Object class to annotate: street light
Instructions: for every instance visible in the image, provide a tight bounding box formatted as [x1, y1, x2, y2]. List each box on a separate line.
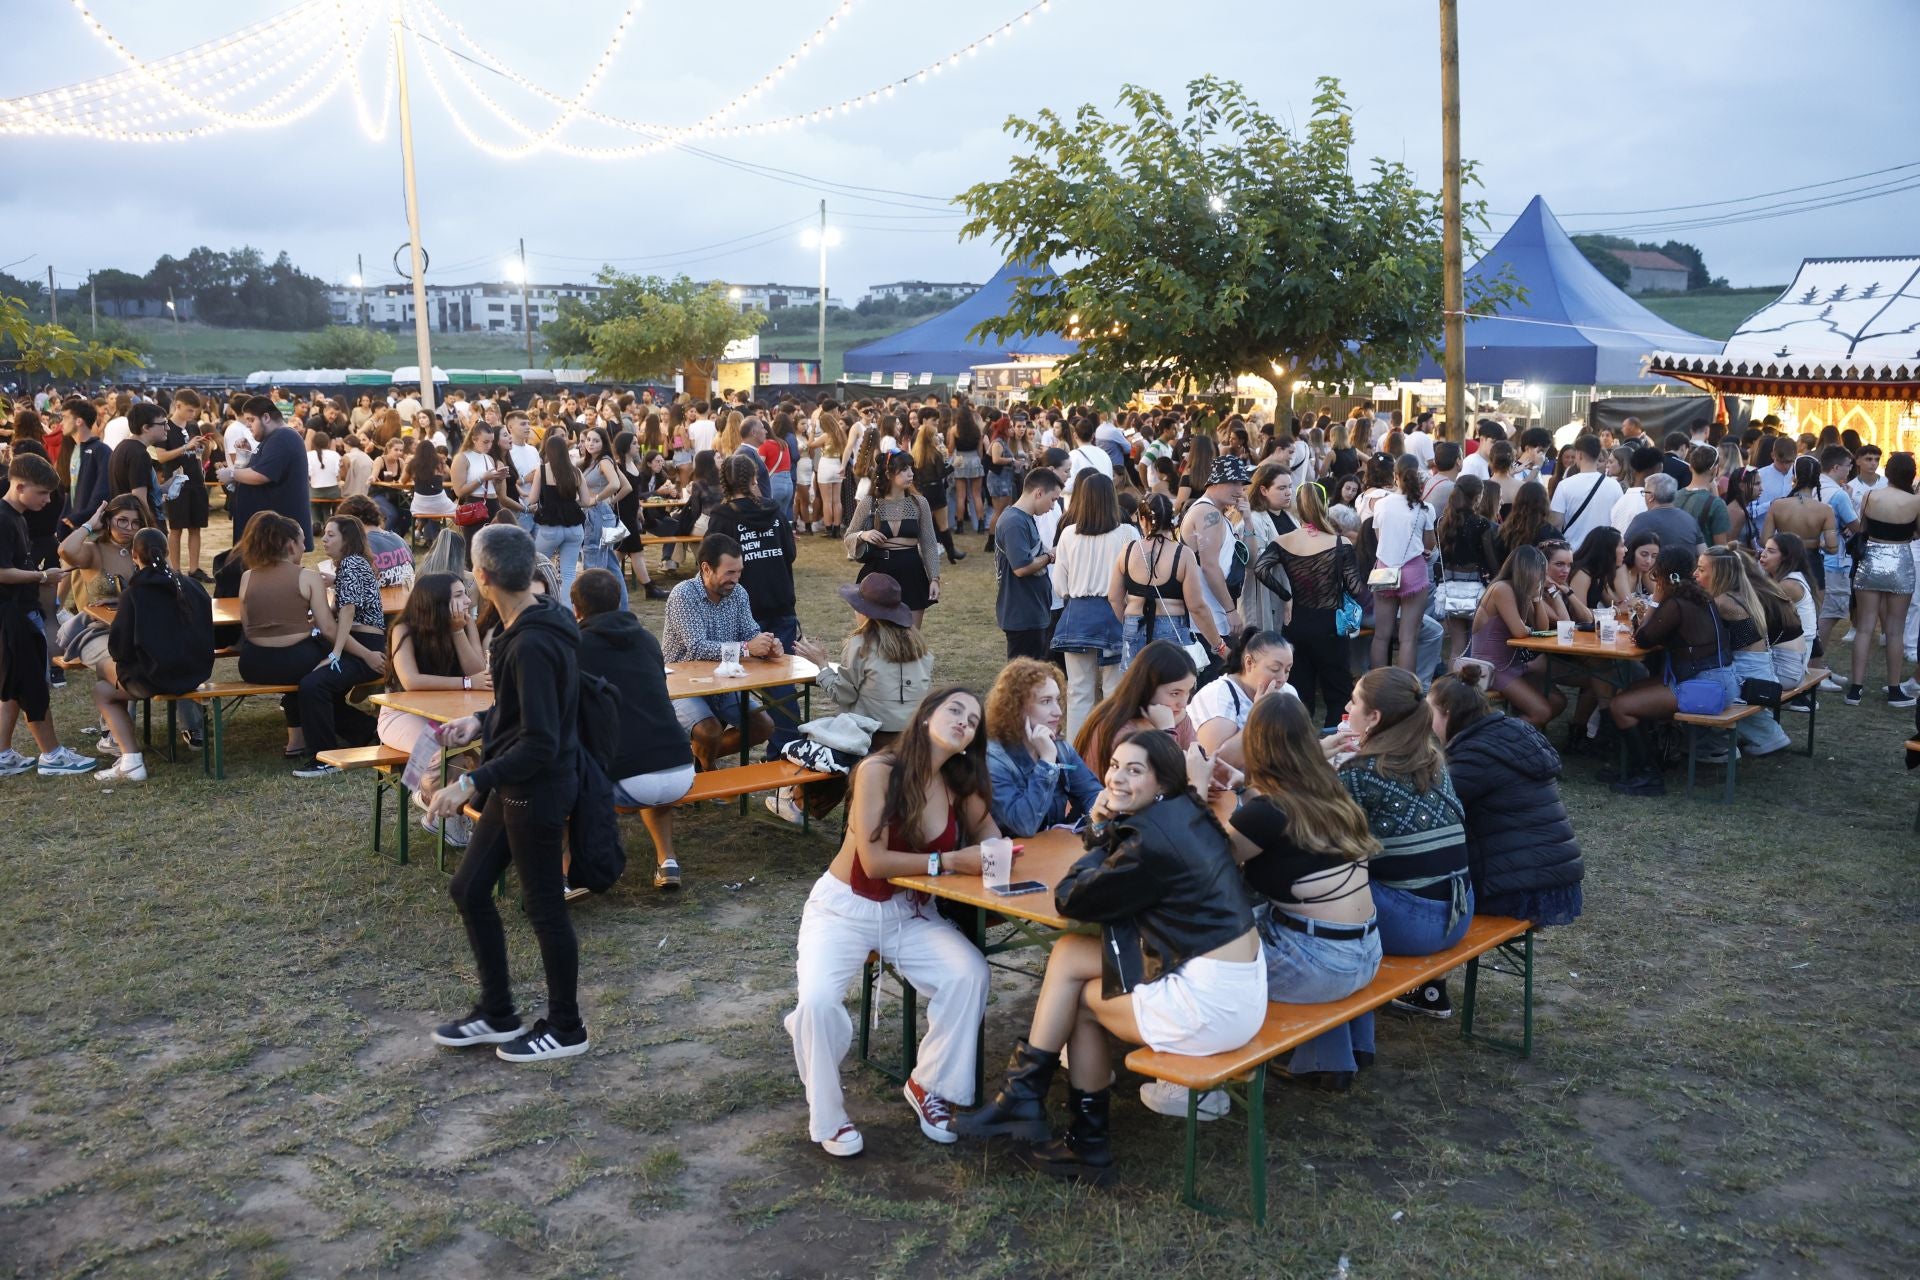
[348, 271, 365, 330]
[801, 202, 840, 373]
[504, 245, 532, 367]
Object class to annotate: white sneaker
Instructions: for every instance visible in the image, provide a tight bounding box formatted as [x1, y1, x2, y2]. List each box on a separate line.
[1139, 1080, 1230, 1122]
[1819, 673, 1845, 692]
[820, 1122, 864, 1158]
[1902, 678, 1920, 699]
[95, 734, 122, 757]
[0, 749, 33, 777]
[36, 747, 99, 776]
[97, 756, 148, 783]
[1841, 628, 1856, 644]
[764, 787, 805, 826]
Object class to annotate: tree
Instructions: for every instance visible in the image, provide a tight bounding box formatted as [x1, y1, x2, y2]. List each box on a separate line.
[1571, 237, 1632, 290]
[143, 246, 328, 329]
[956, 77, 1516, 409]
[544, 270, 764, 382]
[0, 294, 142, 378]
[294, 325, 397, 368]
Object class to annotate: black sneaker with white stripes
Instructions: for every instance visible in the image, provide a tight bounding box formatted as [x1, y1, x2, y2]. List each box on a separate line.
[431, 1011, 523, 1047]
[1389, 980, 1453, 1019]
[495, 1018, 589, 1063]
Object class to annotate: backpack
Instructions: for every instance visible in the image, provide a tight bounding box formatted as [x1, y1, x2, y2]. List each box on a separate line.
[565, 670, 627, 893]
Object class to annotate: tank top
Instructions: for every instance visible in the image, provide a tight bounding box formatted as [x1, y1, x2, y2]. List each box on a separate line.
[79, 539, 138, 607]
[1863, 491, 1917, 542]
[850, 804, 959, 902]
[459, 450, 495, 499]
[533, 466, 585, 527]
[412, 460, 444, 497]
[242, 561, 311, 641]
[1123, 538, 1186, 601]
[582, 460, 613, 503]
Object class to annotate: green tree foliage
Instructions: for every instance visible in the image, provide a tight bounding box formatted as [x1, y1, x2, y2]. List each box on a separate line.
[544, 271, 764, 381]
[144, 246, 329, 329]
[957, 76, 1516, 407]
[0, 294, 143, 377]
[293, 325, 397, 368]
[1572, 234, 1720, 291]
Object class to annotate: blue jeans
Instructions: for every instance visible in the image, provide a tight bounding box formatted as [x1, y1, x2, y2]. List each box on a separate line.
[1729, 648, 1792, 754]
[581, 505, 628, 608]
[763, 614, 801, 752]
[1257, 906, 1383, 1075]
[533, 522, 586, 601]
[1122, 613, 1194, 664]
[769, 471, 794, 523]
[1327, 876, 1474, 1067]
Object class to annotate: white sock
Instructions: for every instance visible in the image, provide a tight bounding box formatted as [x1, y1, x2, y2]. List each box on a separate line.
[121, 753, 144, 769]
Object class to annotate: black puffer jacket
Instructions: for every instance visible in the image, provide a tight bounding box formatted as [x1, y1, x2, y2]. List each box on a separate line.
[1058, 792, 1254, 999]
[1444, 713, 1582, 902]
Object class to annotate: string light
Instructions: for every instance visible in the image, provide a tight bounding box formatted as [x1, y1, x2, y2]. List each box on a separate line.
[336, 0, 394, 141]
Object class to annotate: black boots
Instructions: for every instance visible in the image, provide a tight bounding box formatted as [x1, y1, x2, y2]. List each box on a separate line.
[937, 529, 966, 562]
[1611, 724, 1664, 796]
[1018, 1086, 1114, 1184]
[954, 1039, 1058, 1140]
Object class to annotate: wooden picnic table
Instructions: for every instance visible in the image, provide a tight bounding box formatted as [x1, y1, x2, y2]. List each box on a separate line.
[1507, 631, 1654, 661]
[367, 688, 495, 724]
[641, 497, 687, 509]
[666, 654, 819, 776]
[87, 584, 407, 632]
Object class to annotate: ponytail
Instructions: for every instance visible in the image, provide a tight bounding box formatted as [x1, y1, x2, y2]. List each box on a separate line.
[131, 528, 181, 597]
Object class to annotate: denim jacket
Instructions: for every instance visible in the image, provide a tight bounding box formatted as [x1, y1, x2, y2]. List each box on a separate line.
[986, 737, 1101, 838]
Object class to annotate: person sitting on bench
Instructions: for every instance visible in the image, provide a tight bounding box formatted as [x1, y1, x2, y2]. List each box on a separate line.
[571, 568, 695, 893]
[957, 728, 1263, 1184]
[376, 571, 490, 844]
[983, 657, 1099, 837]
[660, 533, 778, 771]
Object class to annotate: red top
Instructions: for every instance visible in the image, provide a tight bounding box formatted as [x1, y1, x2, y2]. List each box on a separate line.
[758, 438, 791, 476]
[851, 806, 958, 902]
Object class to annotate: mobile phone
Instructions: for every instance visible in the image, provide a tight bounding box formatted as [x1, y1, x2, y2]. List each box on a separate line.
[989, 880, 1047, 897]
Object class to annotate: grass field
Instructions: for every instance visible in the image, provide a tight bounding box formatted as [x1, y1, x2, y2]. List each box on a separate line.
[2, 514, 1917, 1278]
[1637, 288, 1783, 341]
[125, 318, 919, 384]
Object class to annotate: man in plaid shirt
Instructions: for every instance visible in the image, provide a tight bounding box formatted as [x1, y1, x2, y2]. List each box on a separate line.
[662, 533, 781, 769]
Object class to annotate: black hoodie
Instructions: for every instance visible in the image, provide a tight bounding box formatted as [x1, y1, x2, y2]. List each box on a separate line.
[108, 566, 214, 697]
[576, 609, 692, 780]
[706, 496, 796, 623]
[1444, 713, 1582, 905]
[469, 596, 579, 816]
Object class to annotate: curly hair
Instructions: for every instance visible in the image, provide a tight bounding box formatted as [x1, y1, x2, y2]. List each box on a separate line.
[985, 658, 1061, 752]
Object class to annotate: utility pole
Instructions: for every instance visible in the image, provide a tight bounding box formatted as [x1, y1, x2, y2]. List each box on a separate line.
[518, 237, 533, 368]
[88, 271, 97, 336]
[815, 199, 828, 371]
[1439, 0, 1465, 444]
[357, 252, 368, 328]
[392, 9, 436, 411]
[47, 267, 57, 326]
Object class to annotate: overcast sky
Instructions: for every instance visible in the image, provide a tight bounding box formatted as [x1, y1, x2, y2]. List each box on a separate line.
[6, 0, 1918, 299]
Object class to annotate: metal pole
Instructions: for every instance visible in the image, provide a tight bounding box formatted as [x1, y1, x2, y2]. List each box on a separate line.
[89, 271, 97, 337]
[392, 10, 436, 412]
[168, 286, 181, 332]
[1439, 0, 1465, 444]
[357, 252, 367, 328]
[519, 237, 533, 368]
[48, 266, 57, 326]
[816, 199, 828, 372]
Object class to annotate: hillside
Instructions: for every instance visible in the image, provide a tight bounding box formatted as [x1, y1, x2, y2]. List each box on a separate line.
[1636, 286, 1782, 341]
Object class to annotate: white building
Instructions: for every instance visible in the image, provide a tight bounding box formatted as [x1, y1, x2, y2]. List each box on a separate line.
[326, 281, 608, 332]
[866, 280, 980, 301]
[717, 282, 845, 313]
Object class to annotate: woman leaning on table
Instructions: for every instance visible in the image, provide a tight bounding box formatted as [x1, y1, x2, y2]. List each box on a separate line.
[785, 687, 996, 1160]
[956, 728, 1263, 1183]
[376, 571, 492, 845]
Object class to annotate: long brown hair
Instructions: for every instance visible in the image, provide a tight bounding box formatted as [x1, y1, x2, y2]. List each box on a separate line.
[237, 511, 303, 570]
[870, 686, 989, 849]
[388, 572, 462, 691]
[986, 658, 1061, 752]
[1074, 639, 1196, 773]
[1497, 480, 1552, 553]
[1107, 727, 1233, 846]
[1344, 667, 1444, 790]
[1241, 694, 1379, 860]
[1429, 665, 1492, 742]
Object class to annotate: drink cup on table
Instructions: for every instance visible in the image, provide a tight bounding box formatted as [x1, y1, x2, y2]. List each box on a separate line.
[980, 837, 1013, 891]
[1555, 619, 1576, 644]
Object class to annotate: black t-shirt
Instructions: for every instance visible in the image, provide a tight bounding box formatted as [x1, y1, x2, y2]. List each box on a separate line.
[1230, 794, 1357, 905]
[232, 425, 312, 550]
[162, 421, 206, 487]
[110, 438, 157, 503]
[0, 502, 38, 616]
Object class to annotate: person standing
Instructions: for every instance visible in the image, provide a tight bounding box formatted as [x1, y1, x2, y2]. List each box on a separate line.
[156, 390, 211, 578]
[1547, 435, 1622, 553]
[995, 468, 1061, 661]
[1179, 456, 1253, 664]
[0, 453, 97, 776]
[61, 400, 113, 535]
[425, 524, 588, 1062]
[219, 396, 313, 551]
[109, 403, 170, 531]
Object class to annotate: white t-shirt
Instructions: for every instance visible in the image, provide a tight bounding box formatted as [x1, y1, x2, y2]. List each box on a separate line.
[223, 421, 255, 469]
[687, 418, 717, 454]
[1064, 443, 1113, 497]
[1404, 430, 1436, 466]
[1369, 492, 1434, 567]
[1187, 673, 1299, 735]
[308, 449, 342, 487]
[1550, 471, 1623, 549]
[1050, 523, 1140, 598]
[1848, 474, 1887, 504]
[1609, 487, 1648, 534]
[1034, 498, 1065, 609]
[102, 416, 130, 449]
[1461, 449, 1491, 480]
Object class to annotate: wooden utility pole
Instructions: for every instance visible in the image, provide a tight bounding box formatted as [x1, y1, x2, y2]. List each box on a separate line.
[392, 9, 435, 411]
[47, 266, 57, 326]
[518, 238, 533, 368]
[1439, 0, 1465, 442]
[89, 271, 97, 336]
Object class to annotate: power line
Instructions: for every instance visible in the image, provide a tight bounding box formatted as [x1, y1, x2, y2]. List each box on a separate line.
[1519, 159, 1920, 219]
[1585, 175, 1920, 238]
[526, 215, 816, 264]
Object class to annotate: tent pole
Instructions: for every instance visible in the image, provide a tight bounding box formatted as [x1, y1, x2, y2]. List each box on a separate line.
[1439, 0, 1465, 443]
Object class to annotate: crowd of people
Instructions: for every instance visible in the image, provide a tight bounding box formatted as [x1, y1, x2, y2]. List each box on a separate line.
[4, 379, 1912, 1173]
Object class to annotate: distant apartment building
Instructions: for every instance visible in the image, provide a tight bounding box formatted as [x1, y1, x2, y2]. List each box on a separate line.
[865, 280, 981, 302]
[326, 281, 608, 332]
[718, 282, 845, 313]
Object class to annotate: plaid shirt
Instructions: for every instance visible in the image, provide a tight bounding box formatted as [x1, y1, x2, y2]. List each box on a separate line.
[661, 578, 759, 662]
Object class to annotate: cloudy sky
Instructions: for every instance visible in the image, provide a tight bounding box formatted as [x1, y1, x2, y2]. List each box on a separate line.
[5, 0, 1917, 299]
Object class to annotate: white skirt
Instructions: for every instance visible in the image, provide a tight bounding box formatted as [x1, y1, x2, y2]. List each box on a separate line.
[1130, 954, 1268, 1056]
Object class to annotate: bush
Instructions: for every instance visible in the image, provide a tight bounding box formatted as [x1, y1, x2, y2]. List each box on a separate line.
[293, 325, 397, 368]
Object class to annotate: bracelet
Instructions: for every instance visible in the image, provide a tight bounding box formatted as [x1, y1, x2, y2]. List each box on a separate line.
[462, 676, 471, 690]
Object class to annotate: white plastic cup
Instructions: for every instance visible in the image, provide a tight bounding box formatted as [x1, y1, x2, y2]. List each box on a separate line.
[720, 641, 742, 667]
[1556, 620, 1575, 645]
[981, 836, 1013, 890]
[1598, 616, 1619, 644]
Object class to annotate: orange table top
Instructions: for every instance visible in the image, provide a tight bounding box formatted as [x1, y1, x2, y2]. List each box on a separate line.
[887, 827, 1084, 930]
[664, 654, 819, 700]
[1507, 631, 1653, 661]
[368, 689, 494, 723]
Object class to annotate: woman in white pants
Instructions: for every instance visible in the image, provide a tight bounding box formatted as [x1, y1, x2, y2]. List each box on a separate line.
[786, 686, 998, 1157]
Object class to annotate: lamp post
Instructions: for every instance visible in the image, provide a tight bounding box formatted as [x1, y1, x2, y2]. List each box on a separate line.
[348, 269, 365, 329]
[1439, 0, 1465, 445]
[504, 245, 532, 368]
[800, 201, 840, 374]
[391, 7, 435, 411]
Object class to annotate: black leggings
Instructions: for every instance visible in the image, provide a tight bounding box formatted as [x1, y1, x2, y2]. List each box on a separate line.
[1287, 606, 1354, 728]
[450, 790, 579, 1032]
[238, 636, 329, 728]
[297, 647, 380, 756]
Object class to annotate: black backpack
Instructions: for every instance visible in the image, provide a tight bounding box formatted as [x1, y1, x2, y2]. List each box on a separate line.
[565, 670, 627, 893]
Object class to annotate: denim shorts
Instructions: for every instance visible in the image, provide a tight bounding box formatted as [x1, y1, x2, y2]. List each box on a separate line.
[1256, 905, 1382, 1003]
[1123, 613, 1194, 663]
[674, 690, 762, 732]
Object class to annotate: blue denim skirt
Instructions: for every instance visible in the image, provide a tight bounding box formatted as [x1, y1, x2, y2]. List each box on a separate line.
[1051, 597, 1124, 665]
[1122, 613, 1194, 663]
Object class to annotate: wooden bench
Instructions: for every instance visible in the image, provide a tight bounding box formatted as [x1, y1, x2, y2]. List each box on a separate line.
[641, 534, 701, 574]
[156, 682, 299, 779]
[1124, 916, 1536, 1223]
[1672, 703, 1764, 803]
[616, 759, 837, 831]
[315, 745, 413, 864]
[410, 513, 452, 549]
[1766, 669, 1825, 758]
[1909, 739, 1920, 833]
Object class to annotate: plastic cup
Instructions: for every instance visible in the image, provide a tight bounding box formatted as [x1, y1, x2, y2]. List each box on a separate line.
[981, 837, 1013, 890]
[1598, 616, 1619, 644]
[1555, 620, 1575, 645]
[720, 641, 741, 668]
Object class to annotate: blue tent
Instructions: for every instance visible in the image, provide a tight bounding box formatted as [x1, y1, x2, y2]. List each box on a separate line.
[1409, 195, 1719, 386]
[843, 259, 1076, 377]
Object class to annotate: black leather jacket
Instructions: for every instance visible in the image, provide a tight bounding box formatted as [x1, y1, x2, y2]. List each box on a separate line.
[1056, 793, 1255, 998]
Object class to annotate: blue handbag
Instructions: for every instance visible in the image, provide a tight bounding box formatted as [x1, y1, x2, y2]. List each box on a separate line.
[1670, 604, 1729, 715]
[1333, 536, 1364, 637]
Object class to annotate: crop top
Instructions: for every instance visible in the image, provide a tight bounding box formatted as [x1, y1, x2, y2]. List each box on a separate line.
[1230, 795, 1365, 906]
[1864, 514, 1917, 542]
[1123, 539, 1186, 601]
[851, 804, 958, 902]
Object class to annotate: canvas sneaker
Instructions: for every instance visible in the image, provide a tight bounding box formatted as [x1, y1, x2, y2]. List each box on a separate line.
[820, 1122, 864, 1158]
[1391, 980, 1453, 1019]
[431, 1011, 524, 1048]
[764, 787, 805, 826]
[1844, 684, 1864, 706]
[1818, 673, 1845, 692]
[96, 756, 148, 784]
[903, 1079, 959, 1144]
[36, 747, 99, 776]
[0, 749, 35, 777]
[1139, 1080, 1230, 1122]
[1888, 685, 1917, 710]
[654, 860, 681, 891]
[495, 1018, 589, 1063]
[292, 760, 342, 779]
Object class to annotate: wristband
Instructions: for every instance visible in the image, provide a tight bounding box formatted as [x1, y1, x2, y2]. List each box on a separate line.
[926, 852, 942, 877]
[462, 676, 471, 690]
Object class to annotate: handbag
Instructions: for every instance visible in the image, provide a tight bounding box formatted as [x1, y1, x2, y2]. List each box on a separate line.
[1334, 592, 1364, 637]
[1670, 605, 1730, 715]
[1435, 572, 1486, 619]
[453, 500, 489, 527]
